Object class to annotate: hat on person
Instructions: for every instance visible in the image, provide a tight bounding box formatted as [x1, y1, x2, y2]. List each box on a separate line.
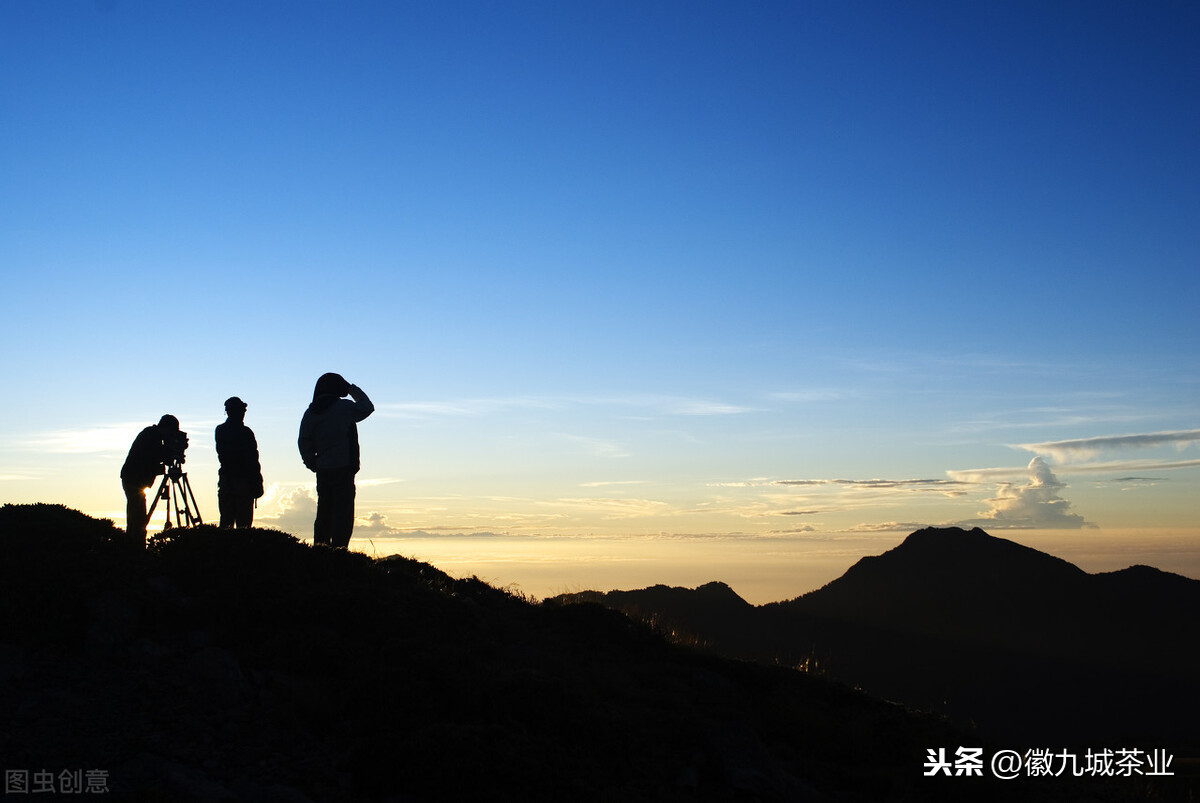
[224, 397, 248, 412]
[312, 372, 350, 401]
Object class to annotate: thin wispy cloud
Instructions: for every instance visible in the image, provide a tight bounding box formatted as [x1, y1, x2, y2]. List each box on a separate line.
[846, 521, 932, 533]
[946, 466, 1034, 483]
[559, 435, 630, 459]
[23, 423, 146, 454]
[766, 389, 850, 404]
[355, 477, 406, 488]
[666, 400, 754, 416]
[379, 397, 562, 419]
[1059, 459, 1200, 474]
[256, 487, 538, 539]
[540, 497, 676, 519]
[949, 458, 1200, 484]
[949, 408, 1150, 435]
[707, 478, 774, 488]
[379, 394, 753, 420]
[1014, 429, 1200, 463]
[23, 420, 221, 454]
[774, 478, 971, 495]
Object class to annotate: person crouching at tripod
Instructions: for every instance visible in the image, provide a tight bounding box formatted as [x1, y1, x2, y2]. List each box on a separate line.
[121, 414, 178, 546]
[215, 396, 264, 528]
[297, 373, 374, 548]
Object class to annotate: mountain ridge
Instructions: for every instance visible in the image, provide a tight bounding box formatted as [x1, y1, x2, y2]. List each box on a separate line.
[554, 526, 1200, 752]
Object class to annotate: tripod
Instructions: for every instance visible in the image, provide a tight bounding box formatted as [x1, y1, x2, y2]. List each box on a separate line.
[146, 462, 204, 529]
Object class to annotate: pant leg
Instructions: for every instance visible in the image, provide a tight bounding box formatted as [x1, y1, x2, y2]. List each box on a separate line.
[314, 469, 340, 546]
[218, 489, 235, 528]
[313, 478, 332, 546]
[219, 489, 255, 528]
[316, 467, 356, 548]
[123, 479, 148, 546]
[235, 494, 254, 529]
[331, 471, 357, 548]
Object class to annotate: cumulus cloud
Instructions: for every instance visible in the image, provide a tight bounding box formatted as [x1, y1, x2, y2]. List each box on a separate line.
[256, 485, 416, 540]
[354, 511, 403, 537]
[955, 456, 1088, 530]
[254, 484, 318, 537]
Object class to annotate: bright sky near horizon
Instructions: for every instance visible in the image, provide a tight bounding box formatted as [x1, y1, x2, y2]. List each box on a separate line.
[2, 1, 1198, 603]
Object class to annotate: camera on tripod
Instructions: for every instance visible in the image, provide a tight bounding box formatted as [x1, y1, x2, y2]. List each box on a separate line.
[163, 430, 189, 479]
[148, 426, 202, 528]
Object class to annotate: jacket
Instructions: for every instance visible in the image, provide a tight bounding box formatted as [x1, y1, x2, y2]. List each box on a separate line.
[121, 425, 166, 489]
[297, 389, 375, 472]
[215, 421, 264, 496]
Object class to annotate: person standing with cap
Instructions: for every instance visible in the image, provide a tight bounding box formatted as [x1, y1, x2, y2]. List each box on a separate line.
[215, 396, 264, 528]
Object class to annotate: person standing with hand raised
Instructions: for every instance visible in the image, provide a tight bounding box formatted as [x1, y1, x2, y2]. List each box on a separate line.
[297, 373, 374, 548]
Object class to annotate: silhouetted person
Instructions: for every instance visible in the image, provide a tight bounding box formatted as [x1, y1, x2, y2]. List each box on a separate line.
[121, 414, 178, 545]
[298, 373, 374, 548]
[215, 396, 264, 528]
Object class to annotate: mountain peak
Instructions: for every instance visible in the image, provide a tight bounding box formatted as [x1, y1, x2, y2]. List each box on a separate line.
[789, 526, 1089, 641]
[693, 580, 742, 599]
[887, 525, 1086, 581]
[900, 525, 990, 544]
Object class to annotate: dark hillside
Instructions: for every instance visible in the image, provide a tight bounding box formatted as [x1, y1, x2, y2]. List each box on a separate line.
[787, 527, 1090, 647]
[0, 504, 1098, 803]
[779, 527, 1200, 676]
[563, 581, 761, 648]
[554, 527, 1200, 768]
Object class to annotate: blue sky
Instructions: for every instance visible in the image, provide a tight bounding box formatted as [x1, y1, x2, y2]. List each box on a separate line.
[2, 1, 1198, 601]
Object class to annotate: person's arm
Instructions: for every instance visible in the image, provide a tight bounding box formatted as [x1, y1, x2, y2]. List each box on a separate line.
[347, 384, 375, 421]
[144, 427, 168, 476]
[249, 429, 262, 472]
[249, 428, 265, 497]
[214, 425, 228, 464]
[297, 413, 318, 471]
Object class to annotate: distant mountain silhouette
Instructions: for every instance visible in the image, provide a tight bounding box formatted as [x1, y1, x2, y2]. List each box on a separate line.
[557, 527, 1200, 753]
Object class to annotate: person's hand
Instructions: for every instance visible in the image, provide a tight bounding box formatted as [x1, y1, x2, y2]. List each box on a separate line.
[347, 384, 361, 397]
